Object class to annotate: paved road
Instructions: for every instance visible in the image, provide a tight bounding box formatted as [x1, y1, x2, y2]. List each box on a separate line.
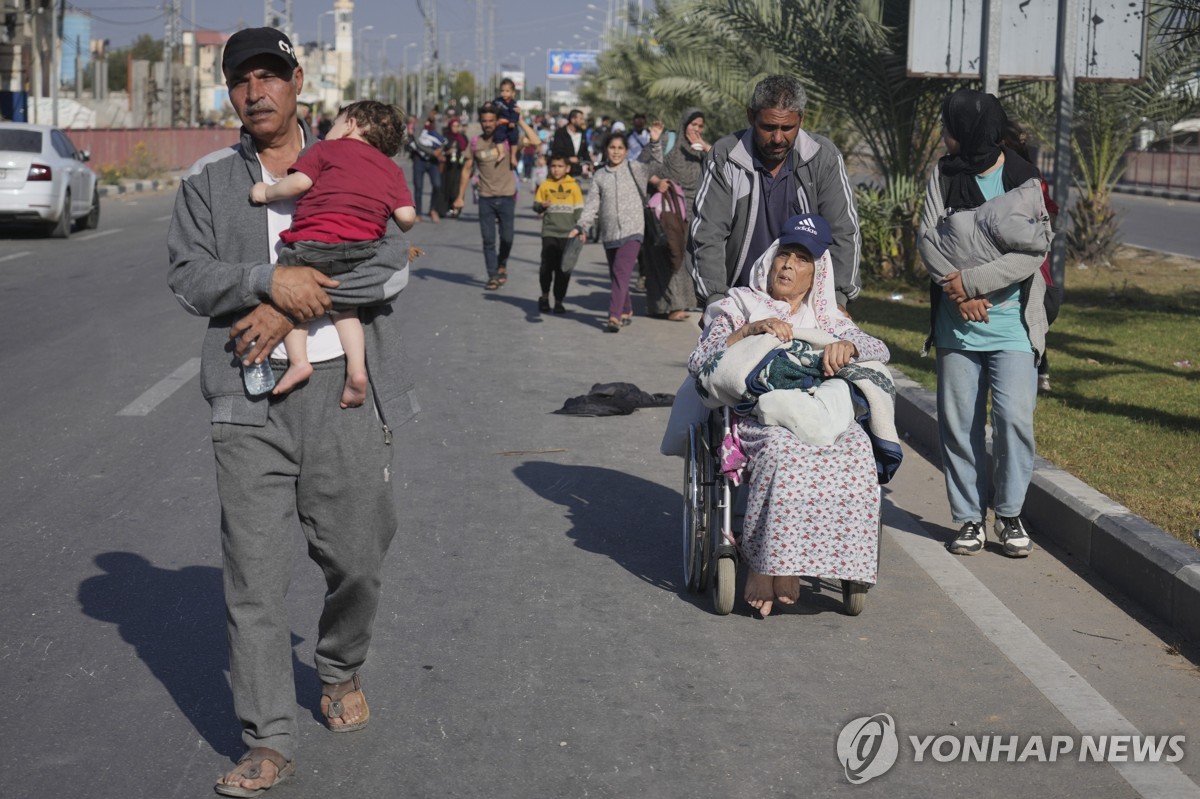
[2, 189, 1199, 798]
[1112, 192, 1200, 259]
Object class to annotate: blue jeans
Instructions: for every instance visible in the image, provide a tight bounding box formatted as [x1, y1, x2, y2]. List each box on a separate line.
[411, 158, 441, 216]
[936, 348, 1038, 523]
[478, 195, 515, 279]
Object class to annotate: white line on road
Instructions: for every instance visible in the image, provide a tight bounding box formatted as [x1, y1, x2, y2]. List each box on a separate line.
[0, 251, 32, 263]
[154, 215, 172, 221]
[75, 228, 123, 242]
[117, 358, 201, 417]
[886, 510, 1200, 798]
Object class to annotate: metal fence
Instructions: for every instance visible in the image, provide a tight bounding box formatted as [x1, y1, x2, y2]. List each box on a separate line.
[66, 128, 240, 173]
[1119, 150, 1200, 192]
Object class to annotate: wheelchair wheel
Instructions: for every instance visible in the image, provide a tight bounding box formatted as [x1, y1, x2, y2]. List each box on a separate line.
[683, 425, 713, 592]
[842, 580, 868, 616]
[711, 556, 736, 615]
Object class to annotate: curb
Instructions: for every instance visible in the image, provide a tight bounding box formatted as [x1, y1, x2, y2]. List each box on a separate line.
[98, 177, 178, 197]
[1113, 183, 1200, 203]
[890, 368, 1200, 642]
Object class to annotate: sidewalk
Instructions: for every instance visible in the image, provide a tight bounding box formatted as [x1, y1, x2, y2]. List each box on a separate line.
[891, 371, 1200, 642]
[1113, 181, 1200, 202]
[97, 175, 178, 197]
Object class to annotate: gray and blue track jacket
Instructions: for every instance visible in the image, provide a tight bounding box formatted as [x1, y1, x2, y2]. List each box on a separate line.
[688, 127, 861, 308]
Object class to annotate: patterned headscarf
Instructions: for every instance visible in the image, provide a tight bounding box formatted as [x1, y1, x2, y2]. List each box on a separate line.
[703, 239, 858, 339]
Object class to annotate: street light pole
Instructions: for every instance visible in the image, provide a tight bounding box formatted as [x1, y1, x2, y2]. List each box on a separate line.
[317, 9, 334, 50]
[402, 42, 417, 114]
[355, 24, 374, 98]
[380, 33, 398, 102]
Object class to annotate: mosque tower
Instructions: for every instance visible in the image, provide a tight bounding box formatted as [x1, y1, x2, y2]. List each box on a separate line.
[334, 0, 353, 94]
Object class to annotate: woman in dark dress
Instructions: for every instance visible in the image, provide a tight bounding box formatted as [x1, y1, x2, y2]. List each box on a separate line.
[437, 116, 469, 219]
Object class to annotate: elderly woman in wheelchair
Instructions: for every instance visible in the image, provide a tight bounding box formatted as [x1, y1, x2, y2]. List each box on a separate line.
[686, 213, 902, 617]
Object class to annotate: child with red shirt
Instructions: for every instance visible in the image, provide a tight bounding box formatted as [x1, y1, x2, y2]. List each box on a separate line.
[251, 100, 417, 408]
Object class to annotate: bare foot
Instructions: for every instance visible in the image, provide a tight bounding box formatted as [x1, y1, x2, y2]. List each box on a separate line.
[272, 362, 313, 395]
[774, 575, 801, 605]
[745, 569, 775, 617]
[340, 370, 368, 409]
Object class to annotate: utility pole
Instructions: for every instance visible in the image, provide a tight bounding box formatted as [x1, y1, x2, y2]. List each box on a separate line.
[50, 0, 61, 125]
[1049, 0, 1079, 290]
[980, 0, 1001, 95]
[189, 0, 197, 126]
[415, 0, 436, 115]
[163, 0, 180, 127]
[474, 0, 483, 110]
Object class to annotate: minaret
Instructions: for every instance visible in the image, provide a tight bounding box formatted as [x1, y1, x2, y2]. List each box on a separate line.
[334, 0, 353, 96]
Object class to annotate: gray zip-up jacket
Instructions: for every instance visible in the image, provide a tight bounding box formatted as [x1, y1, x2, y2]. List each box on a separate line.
[574, 140, 662, 247]
[688, 127, 861, 308]
[167, 125, 419, 429]
[917, 165, 1048, 362]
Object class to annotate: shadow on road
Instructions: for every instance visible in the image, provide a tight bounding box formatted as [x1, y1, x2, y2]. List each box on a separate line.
[77, 552, 322, 758]
[512, 461, 700, 600]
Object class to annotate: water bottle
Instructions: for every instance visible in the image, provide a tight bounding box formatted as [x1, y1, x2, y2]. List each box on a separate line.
[241, 344, 275, 395]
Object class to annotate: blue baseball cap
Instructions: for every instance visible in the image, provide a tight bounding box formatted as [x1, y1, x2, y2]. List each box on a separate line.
[777, 213, 833, 259]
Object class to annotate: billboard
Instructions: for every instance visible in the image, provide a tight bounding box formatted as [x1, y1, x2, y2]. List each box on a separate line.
[501, 70, 525, 93]
[908, 0, 1147, 81]
[547, 49, 599, 78]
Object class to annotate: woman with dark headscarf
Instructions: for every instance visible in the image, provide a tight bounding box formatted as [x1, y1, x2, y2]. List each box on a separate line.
[436, 116, 469, 219]
[640, 107, 707, 321]
[918, 89, 1051, 560]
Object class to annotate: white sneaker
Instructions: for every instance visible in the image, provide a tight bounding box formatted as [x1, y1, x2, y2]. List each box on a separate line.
[947, 521, 986, 555]
[995, 516, 1033, 557]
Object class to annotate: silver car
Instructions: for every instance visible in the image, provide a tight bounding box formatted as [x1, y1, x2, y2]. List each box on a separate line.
[0, 122, 100, 238]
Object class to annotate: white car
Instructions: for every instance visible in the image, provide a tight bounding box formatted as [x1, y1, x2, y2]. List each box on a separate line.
[0, 122, 100, 238]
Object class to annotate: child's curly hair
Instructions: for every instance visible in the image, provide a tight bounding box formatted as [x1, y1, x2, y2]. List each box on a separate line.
[337, 100, 406, 156]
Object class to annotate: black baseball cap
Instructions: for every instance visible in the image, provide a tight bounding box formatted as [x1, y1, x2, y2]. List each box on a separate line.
[221, 27, 300, 75]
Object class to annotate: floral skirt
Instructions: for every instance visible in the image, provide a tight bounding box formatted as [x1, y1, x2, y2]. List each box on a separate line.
[738, 418, 880, 583]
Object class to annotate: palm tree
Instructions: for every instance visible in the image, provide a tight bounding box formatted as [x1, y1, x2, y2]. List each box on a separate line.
[581, 0, 949, 279]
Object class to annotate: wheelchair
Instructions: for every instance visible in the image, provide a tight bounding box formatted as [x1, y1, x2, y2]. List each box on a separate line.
[682, 407, 876, 616]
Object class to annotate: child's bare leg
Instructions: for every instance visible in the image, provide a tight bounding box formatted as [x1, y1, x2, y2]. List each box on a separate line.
[273, 325, 314, 395]
[332, 311, 368, 408]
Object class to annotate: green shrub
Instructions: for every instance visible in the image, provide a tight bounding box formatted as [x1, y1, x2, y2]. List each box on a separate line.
[855, 176, 924, 282]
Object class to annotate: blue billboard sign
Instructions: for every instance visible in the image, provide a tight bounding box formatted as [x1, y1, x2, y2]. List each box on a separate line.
[547, 49, 599, 78]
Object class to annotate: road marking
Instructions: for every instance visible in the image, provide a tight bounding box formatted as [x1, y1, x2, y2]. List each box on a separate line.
[75, 228, 122, 242]
[886, 510, 1200, 798]
[0, 251, 32, 263]
[154, 215, 172, 221]
[117, 358, 201, 416]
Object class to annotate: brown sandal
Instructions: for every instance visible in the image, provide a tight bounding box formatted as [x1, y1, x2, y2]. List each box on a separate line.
[214, 747, 295, 797]
[321, 673, 369, 733]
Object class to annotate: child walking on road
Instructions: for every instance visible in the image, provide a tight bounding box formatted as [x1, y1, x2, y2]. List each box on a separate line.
[250, 100, 417, 408]
[533, 154, 584, 313]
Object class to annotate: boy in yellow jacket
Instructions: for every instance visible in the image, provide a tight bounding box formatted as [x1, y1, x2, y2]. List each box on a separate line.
[532, 154, 584, 313]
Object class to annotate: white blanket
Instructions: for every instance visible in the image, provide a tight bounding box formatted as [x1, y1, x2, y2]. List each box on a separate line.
[694, 328, 899, 450]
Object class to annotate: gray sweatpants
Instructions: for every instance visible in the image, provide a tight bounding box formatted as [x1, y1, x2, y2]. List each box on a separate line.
[211, 358, 397, 760]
